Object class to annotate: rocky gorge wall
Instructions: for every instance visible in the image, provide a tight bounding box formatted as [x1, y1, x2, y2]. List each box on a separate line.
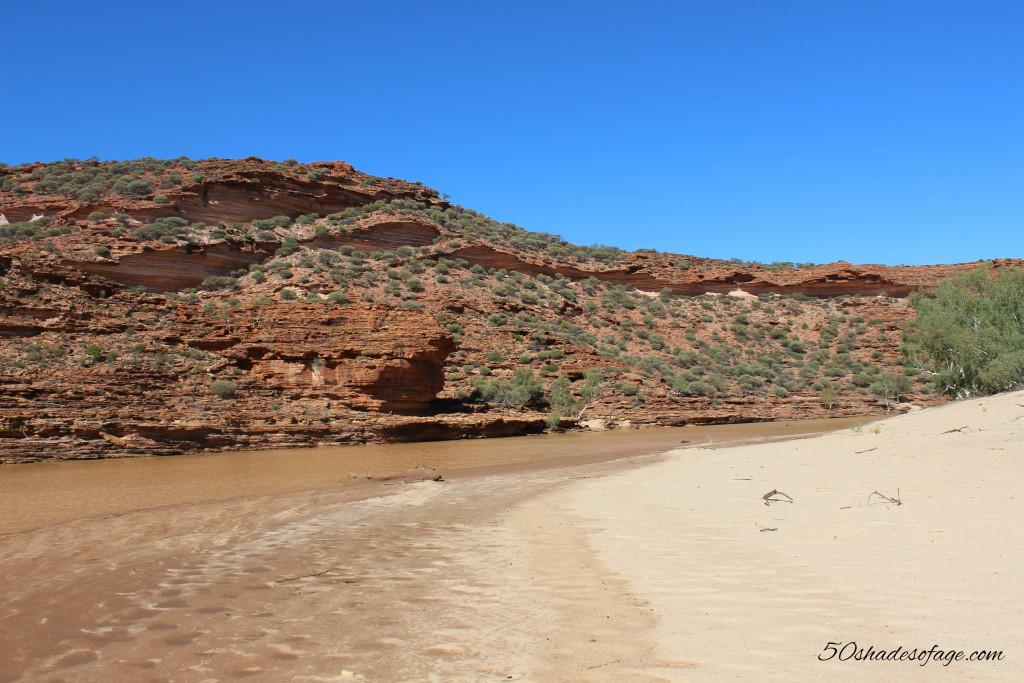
[2, 156, 1018, 462]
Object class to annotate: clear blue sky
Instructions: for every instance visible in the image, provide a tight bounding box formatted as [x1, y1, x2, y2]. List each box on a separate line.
[1, 0, 1021, 266]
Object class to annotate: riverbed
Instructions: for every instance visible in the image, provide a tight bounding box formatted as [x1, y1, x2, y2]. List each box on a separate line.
[0, 417, 870, 534]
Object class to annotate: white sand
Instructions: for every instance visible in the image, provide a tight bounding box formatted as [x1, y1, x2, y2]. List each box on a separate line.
[564, 390, 1024, 681]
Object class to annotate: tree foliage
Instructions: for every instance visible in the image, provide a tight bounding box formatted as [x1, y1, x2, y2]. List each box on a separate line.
[818, 386, 838, 409]
[903, 266, 1024, 397]
[471, 367, 542, 406]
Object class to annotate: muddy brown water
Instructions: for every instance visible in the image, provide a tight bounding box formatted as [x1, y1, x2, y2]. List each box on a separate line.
[0, 417, 872, 534]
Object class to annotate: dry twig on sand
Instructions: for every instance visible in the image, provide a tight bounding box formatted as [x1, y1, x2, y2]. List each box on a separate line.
[762, 489, 794, 505]
[275, 566, 338, 583]
[942, 426, 972, 434]
[868, 489, 902, 506]
[855, 446, 877, 454]
[583, 660, 621, 670]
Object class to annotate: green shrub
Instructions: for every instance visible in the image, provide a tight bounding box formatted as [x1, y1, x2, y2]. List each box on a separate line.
[126, 179, 152, 196]
[210, 380, 237, 398]
[88, 211, 106, 221]
[275, 239, 300, 256]
[280, 288, 297, 300]
[200, 275, 234, 290]
[687, 380, 714, 396]
[94, 246, 110, 258]
[619, 383, 639, 396]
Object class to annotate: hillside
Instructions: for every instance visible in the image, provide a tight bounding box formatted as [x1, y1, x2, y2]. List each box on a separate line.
[1, 156, 1017, 462]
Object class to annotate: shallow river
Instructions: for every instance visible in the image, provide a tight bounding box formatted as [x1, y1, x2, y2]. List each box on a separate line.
[0, 417, 870, 534]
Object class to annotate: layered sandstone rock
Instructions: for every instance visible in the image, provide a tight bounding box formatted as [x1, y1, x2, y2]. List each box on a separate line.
[3, 156, 1017, 463]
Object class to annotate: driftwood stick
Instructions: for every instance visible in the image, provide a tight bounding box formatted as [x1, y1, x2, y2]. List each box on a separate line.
[855, 446, 877, 454]
[868, 489, 902, 506]
[762, 489, 794, 505]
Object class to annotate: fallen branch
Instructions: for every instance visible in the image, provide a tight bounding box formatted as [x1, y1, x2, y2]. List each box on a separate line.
[868, 489, 902, 506]
[855, 446, 877, 454]
[942, 426, 971, 434]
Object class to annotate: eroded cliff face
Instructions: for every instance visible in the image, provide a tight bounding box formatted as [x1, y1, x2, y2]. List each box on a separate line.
[183, 303, 455, 413]
[0, 291, 457, 461]
[2, 156, 1017, 462]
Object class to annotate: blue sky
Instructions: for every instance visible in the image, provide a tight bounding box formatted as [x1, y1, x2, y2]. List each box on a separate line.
[1, 0, 1020, 266]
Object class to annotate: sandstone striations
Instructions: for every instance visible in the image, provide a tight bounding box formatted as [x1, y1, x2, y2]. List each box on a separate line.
[1, 156, 1019, 462]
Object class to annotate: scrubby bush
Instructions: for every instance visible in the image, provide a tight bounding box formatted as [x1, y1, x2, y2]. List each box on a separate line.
[200, 275, 235, 290]
[210, 380, 237, 398]
[126, 179, 153, 196]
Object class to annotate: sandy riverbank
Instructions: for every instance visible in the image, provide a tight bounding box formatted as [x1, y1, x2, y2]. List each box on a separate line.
[567, 389, 1024, 681]
[1, 394, 1021, 681]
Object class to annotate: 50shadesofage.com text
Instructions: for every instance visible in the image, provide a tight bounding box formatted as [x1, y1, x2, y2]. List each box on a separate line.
[819, 642, 1004, 667]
